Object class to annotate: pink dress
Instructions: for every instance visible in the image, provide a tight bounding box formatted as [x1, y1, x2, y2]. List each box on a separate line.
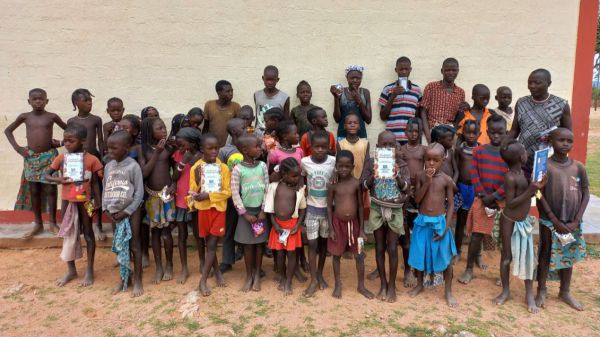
[172, 151, 192, 209]
[267, 147, 304, 171]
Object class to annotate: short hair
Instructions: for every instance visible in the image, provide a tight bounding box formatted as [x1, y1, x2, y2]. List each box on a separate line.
[264, 65, 279, 75]
[310, 129, 330, 145]
[487, 114, 507, 128]
[226, 118, 245, 135]
[296, 80, 311, 92]
[550, 127, 573, 140]
[239, 105, 254, 117]
[496, 86, 512, 94]
[64, 123, 87, 140]
[462, 119, 480, 133]
[306, 106, 324, 125]
[336, 149, 354, 164]
[472, 84, 489, 95]
[264, 107, 284, 121]
[201, 133, 219, 146]
[442, 57, 459, 67]
[344, 112, 360, 123]
[431, 124, 456, 143]
[71, 88, 94, 110]
[275, 120, 296, 141]
[500, 139, 521, 163]
[215, 80, 231, 93]
[107, 97, 123, 106]
[238, 134, 259, 151]
[531, 68, 551, 82]
[108, 129, 132, 145]
[377, 130, 395, 143]
[396, 56, 411, 65]
[279, 157, 299, 174]
[406, 117, 422, 132]
[28, 88, 46, 97]
[187, 107, 203, 118]
[122, 114, 141, 133]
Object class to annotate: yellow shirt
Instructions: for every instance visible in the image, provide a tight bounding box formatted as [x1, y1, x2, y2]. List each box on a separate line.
[189, 158, 231, 212]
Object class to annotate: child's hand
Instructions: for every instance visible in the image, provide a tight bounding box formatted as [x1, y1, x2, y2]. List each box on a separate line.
[18, 146, 29, 158]
[425, 168, 435, 179]
[51, 139, 62, 148]
[433, 227, 448, 241]
[350, 88, 362, 104]
[390, 85, 405, 99]
[193, 192, 209, 201]
[458, 101, 470, 112]
[329, 229, 336, 242]
[359, 231, 367, 242]
[57, 176, 73, 185]
[565, 221, 579, 233]
[554, 221, 572, 234]
[166, 184, 176, 197]
[269, 171, 281, 183]
[290, 224, 300, 235]
[531, 174, 547, 191]
[366, 176, 375, 189]
[480, 194, 496, 207]
[111, 211, 128, 222]
[155, 139, 166, 153]
[243, 213, 258, 225]
[330, 85, 342, 97]
[329, 172, 339, 184]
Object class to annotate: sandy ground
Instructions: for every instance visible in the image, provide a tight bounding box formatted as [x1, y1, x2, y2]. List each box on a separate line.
[1, 245, 600, 337]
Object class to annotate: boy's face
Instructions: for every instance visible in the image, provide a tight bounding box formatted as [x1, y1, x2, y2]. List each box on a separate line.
[75, 95, 93, 113]
[107, 137, 129, 161]
[395, 61, 412, 78]
[245, 138, 262, 159]
[406, 123, 421, 143]
[118, 119, 138, 138]
[28, 91, 48, 111]
[311, 137, 329, 161]
[264, 116, 279, 132]
[231, 125, 245, 138]
[551, 129, 574, 155]
[217, 85, 234, 102]
[262, 71, 279, 90]
[152, 120, 168, 141]
[202, 138, 219, 162]
[297, 85, 312, 104]
[344, 115, 360, 135]
[439, 134, 453, 150]
[495, 89, 512, 107]
[527, 72, 550, 97]
[472, 87, 490, 108]
[107, 101, 124, 122]
[377, 133, 396, 148]
[487, 122, 506, 146]
[313, 110, 328, 128]
[239, 111, 254, 128]
[189, 114, 204, 129]
[176, 138, 193, 153]
[145, 107, 159, 119]
[282, 167, 301, 186]
[441, 62, 459, 83]
[63, 132, 84, 153]
[346, 71, 363, 89]
[335, 157, 354, 178]
[424, 150, 444, 172]
[463, 124, 480, 145]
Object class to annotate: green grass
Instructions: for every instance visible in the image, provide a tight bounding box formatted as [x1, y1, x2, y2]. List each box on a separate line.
[587, 245, 600, 259]
[586, 151, 600, 195]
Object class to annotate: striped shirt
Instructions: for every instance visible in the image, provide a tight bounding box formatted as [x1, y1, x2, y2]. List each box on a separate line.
[471, 144, 508, 200]
[421, 80, 465, 127]
[379, 81, 422, 143]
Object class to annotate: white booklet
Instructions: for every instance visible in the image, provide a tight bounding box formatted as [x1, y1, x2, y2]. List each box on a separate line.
[375, 147, 395, 179]
[64, 153, 84, 182]
[201, 163, 222, 193]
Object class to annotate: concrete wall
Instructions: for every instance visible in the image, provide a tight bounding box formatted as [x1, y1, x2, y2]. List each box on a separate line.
[0, 0, 581, 210]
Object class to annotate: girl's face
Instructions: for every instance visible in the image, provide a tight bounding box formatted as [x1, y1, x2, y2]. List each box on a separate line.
[463, 125, 480, 146]
[265, 116, 279, 132]
[406, 123, 421, 143]
[63, 132, 84, 153]
[189, 115, 204, 129]
[439, 134, 454, 149]
[75, 95, 93, 113]
[244, 138, 262, 159]
[152, 120, 168, 141]
[176, 138, 193, 153]
[118, 119, 138, 138]
[344, 115, 360, 135]
[297, 85, 312, 105]
[107, 102, 124, 122]
[284, 125, 299, 146]
[281, 166, 301, 186]
[146, 107, 159, 119]
[346, 71, 363, 89]
[239, 112, 254, 128]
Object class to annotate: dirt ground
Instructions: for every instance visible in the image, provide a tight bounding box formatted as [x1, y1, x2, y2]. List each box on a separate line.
[1, 245, 600, 337]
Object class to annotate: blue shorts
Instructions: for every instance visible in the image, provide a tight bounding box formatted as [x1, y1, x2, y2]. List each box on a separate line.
[455, 183, 475, 210]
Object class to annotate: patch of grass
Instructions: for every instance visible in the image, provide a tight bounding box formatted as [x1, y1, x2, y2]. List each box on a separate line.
[587, 245, 600, 259]
[208, 312, 229, 325]
[103, 328, 117, 337]
[253, 298, 270, 316]
[151, 319, 177, 333]
[185, 319, 200, 332]
[248, 324, 266, 337]
[586, 152, 600, 195]
[276, 326, 304, 337]
[45, 314, 58, 322]
[400, 324, 439, 337]
[231, 315, 249, 335]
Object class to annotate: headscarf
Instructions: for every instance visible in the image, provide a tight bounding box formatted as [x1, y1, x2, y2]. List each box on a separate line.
[345, 64, 364, 75]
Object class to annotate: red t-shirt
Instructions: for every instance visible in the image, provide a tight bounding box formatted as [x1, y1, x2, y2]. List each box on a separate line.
[300, 131, 336, 157]
[172, 150, 193, 209]
[51, 152, 103, 202]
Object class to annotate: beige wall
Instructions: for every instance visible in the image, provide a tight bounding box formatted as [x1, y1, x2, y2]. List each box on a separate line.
[0, 0, 581, 210]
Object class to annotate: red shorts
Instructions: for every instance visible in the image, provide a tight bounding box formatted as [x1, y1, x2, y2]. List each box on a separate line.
[198, 208, 226, 238]
[327, 216, 360, 256]
[268, 217, 302, 251]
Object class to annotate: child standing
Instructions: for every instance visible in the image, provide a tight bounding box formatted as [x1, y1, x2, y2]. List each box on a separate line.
[336, 114, 369, 180]
[231, 134, 270, 292]
[265, 158, 306, 295]
[103, 130, 144, 296]
[139, 117, 176, 284]
[299, 106, 336, 157]
[254, 65, 290, 131]
[203, 80, 241, 147]
[430, 125, 458, 182]
[331, 65, 372, 139]
[361, 131, 410, 303]
[494, 86, 513, 129]
[458, 115, 508, 284]
[537, 128, 588, 311]
[260, 107, 284, 156]
[172, 127, 203, 284]
[408, 144, 458, 307]
[102, 97, 125, 144]
[301, 130, 336, 297]
[455, 84, 494, 144]
[45, 124, 103, 287]
[291, 80, 315, 137]
[327, 150, 374, 299]
[189, 134, 232, 296]
[5, 88, 67, 238]
[494, 140, 544, 313]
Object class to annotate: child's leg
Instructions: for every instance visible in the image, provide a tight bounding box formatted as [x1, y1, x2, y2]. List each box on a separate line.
[151, 227, 163, 284]
[494, 216, 514, 305]
[276, 250, 286, 290]
[385, 229, 400, 303]
[558, 267, 584, 311]
[455, 209, 468, 258]
[373, 226, 388, 300]
[56, 261, 78, 287]
[130, 208, 144, 297]
[458, 232, 483, 284]
[525, 279, 539, 313]
[535, 224, 552, 308]
[241, 244, 255, 292]
[200, 235, 223, 296]
[43, 183, 59, 232]
[191, 212, 205, 273]
[317, 237, 329, 289]
[78, 203, 95, 287]
[304, 238, 319, 297]
[176, 221, 189, 284]
[283, 249, 296, 296]
[409, 270, 425, 297]
[141, 215, 150, 268]
[355, 252, 374, 299]
[332, 255, 342, 298]
[93, 206, 106, 241]
[220, 201, 237, 272]
[399, 233, 415, 287]
[443, 265, 458, 307]
[295, 246, 308, 282]
[252, 244, 263, 291]
[162, 226, 174, 281]
[24, 182, 44, 238]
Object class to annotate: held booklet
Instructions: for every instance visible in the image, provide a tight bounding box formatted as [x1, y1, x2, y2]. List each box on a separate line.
[532, 147, 549, 182]
[201, 163, 222, 193]
[64, 153, 84, 182]
[374, 147, 395, 179]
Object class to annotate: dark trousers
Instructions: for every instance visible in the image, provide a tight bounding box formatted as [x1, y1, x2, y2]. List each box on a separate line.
[222, 199, 239, 265]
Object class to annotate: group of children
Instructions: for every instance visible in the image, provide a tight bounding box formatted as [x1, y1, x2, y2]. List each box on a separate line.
[4, 64, 588, 314]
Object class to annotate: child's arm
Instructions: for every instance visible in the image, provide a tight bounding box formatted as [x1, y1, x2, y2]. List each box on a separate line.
[567, 165, 589, 232]
[91, 171, 102, 210]
[327, 183, 335, 241]
[283, 97, 290, 120]
[292, 208, 306, 234]
[269, 214, 282, 233]
[332, 88, 342, 123]
[96, 118, 105, 154]
[123, 164, 145, 216]
[395, 163, 410, 192]
[360, 158, 374, 191]
[451, 149, 459, 183]
[470, 149, 494, 205]
[230, 166, 247, 215]
[44, 168, 71, 185]
[361, 89, 372, 124]
[504, 174, 543, 209]
[435, 177, 454, 240]
[53, 114, 67, 129]
[357, 182, 365, 239]
[359, 142, 370, 178]
[538, 196, 572, 234]
[258, 163, 270, 221]
[4, 114, 28, 157]
[414, 171, 431, 204]
[140, 139, 166, 178]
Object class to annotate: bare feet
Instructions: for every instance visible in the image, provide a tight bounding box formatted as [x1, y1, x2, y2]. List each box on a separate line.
[93, 223, 106, 241]
[252, 272, 261, 292]
[494, 289, 510, 305]
[162, 263, 173, 281]
[49, 223, 60, 235]
[22, 223, 43, 239]
[403, 270, 417, 288]
[56, 270, 77, 287]
[112, 280, 125, 295]
[277, 277, 285, 292]
[317, 275, 328, 290]
[241, 275, 253, 292]
[408, 284, 424, 298]
[535, 288, 547, 308]
[367, 269, 379, 280]
[132, 279, 144, 297]
[199, 279, 211, 296]
[332, 281, 342, 299]
[458, 268, 474, 284]
[153, 267, 164, 284]
[142, 254, 150, 269]
[215, 270, 226, 287]
[283, 281, 293, 296]
[178, 268, 189, 284]
[476, 255, 488, 270]
[357, 285, 374, 299]
[303, 281, 318, 297]
[81, 271, 94, 287]
[445, 291, 459, 308]
[527, 292, 540, 314]
[376, 285, 387, 301]
[300, 260, 309, 274]
[387, 284, 397, 303]
[295, 268, 308, 283]
[496, 278, 502, 287]
[453, 253, 462, 264]
[559, 291, 584, 311]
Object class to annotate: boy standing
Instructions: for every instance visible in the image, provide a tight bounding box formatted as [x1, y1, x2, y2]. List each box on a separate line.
[379, 57, 423, 144]
[102, 97, 125, 144]
[254, 65, 290, 132]
[494, 86, 514, 129]
[455, 84, 494, 144]
[203, 80, 242, 147]
[299, 106, 336, 156]
[5, 88, 67, 238]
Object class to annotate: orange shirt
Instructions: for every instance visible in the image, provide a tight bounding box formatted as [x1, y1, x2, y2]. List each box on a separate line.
[457, 108, 493, 144]
[50, 153, 103, 202]
[299, 131, 336, 157]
